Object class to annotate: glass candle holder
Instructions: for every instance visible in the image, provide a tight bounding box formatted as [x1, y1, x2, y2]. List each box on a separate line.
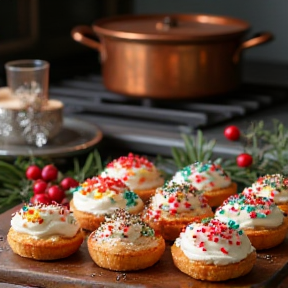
[2, 59, 58, 147]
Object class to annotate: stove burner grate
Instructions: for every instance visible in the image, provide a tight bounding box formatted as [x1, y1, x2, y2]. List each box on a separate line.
[49, 74, 286, 130]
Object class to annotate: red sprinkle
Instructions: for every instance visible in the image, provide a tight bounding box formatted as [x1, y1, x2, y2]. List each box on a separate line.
[170, 209, 177, 215]
[168, 196, 175, 203]
[107, 153, 153, 170]
[184, 202, 191, 208]
[83, 176, 127, 194]
[221, 247, 228, 254]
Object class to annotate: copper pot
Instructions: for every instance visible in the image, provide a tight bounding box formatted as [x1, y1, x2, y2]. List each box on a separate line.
[71, 14, 273, 99]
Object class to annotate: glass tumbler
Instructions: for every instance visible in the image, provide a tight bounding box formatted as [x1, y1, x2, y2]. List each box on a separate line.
[5, 59, 49, 110]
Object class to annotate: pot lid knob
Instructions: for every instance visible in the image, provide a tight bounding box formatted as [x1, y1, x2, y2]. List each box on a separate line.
[156, 16, 178, 31]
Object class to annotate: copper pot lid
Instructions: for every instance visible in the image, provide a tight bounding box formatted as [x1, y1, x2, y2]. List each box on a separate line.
[93, 14, 250, 42]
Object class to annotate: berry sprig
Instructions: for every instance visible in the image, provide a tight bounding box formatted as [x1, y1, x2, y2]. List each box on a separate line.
[167, 120, 288, 189]
[224, 125, 241, 141]
[27, 164, 79, 206]
[224, 125, 253, 168]
[223, 120, 288, 186]
[0, 149, 103, 213]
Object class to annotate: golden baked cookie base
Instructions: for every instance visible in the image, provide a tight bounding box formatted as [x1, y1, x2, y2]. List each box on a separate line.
[244, 216, 288, 250]
[278, 203, 288, 215]
[171, 244, 256, 281]
[87, 233, 165, 271]
[70, 200, 105, 232]
[133, 187, 159, 203]
[7, 228, 83, 260]
[70, 199, 145, 232]
[204, 182, 237, 208]
[145, 211, 214, 241]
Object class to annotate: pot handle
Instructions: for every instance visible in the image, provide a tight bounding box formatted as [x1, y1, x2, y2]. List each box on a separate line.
[233, 32, 273, 63]
[71, 25, 103, 52]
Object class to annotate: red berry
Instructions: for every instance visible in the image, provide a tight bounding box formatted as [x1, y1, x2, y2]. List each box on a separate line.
[47, 185, 65, 203]
[32, 193, 51, 205]
[33, 179, 48, 194]
[224, 125, 241, 141]
[236, 153, 253, 167]
[41, 164, 58, 182]
[26, 165, 42, 180]
[60, 177, 79, 191]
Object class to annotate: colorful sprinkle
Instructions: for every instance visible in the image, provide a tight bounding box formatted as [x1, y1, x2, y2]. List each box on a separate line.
[107, 153, 153, 170]
[94, 209, 155, 240]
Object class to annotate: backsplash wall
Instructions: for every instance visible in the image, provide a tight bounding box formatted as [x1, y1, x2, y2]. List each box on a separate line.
[134, 0, 288, 65]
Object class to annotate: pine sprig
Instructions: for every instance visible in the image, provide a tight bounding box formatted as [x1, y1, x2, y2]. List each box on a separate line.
[243, 120, 288, 173]
[66, 149, 103, 183]
[171, 130, 216, 168]
[0, 160, 31, 213]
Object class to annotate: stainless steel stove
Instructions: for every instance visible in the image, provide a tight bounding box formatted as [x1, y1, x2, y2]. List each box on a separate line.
[49, 62, 288, 158]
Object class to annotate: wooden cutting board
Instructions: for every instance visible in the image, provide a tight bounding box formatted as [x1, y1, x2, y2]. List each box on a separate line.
[1, 205, 288, 288]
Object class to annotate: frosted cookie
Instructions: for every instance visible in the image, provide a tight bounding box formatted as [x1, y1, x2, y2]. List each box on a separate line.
[70, 176, 144, 232]
[215, 193, 288, 250]
[143, 181, 214, 241]
[88, 209, 165, 271]
[7, 203, 83, 260]
[172, 161, 237, 207]
[101, 153, 164, 202]
[171, 218, 256, 281]
[243, 174, 288, 214]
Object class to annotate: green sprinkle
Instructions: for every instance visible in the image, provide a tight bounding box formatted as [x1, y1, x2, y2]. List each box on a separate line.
[123, 191, 139, 207]
[141, 226, 155, 237]
[110, 198, 116, 204]
[256, 212, 267, 218]
[246, 206, 255, 212]
[228, 219, 240, 230]
[201, 217, 213, 224]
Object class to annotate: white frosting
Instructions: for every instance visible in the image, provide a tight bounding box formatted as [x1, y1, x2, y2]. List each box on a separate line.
[72, 176, 143, 215]
[11, 204, 79, 239]
[244, 174, 288, 204]
[93, 209, 157, 245]
[97, 220, 143, 243]
[101, 153, 164, 190]
[215, 194, 284, 229]
[172, 161, 231, 191]
[175, 219, 254, 265]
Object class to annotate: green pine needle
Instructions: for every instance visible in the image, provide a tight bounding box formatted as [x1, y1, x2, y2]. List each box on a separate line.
[170, 130, 216, 169]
